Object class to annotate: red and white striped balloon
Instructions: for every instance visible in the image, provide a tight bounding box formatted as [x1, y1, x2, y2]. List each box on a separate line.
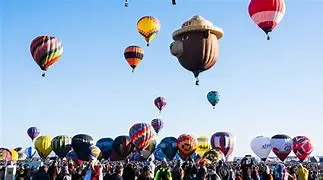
[248, 0, 286, 40]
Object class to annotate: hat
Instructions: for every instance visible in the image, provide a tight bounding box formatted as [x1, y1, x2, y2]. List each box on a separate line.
[172, 15, 224, 39]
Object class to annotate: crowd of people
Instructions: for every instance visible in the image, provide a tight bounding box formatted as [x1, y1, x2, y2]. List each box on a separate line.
[1, 156, 321, 180]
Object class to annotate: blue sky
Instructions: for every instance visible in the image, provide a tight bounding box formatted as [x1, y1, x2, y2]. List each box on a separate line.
[2, 0, 323, 157]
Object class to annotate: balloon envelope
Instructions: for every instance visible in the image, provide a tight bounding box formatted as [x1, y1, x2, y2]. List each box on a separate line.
[34, 135, 52, 159]
[159, 137, 178, 160]
[250, 136, 272, 161]
[71, 134, 94, 161]
[27, 127, 40, 141]
[292, 136, 313, 162]
[270, 134, 292, 162]
[51, 135, 72, 158]
[210, 132, 235, 157]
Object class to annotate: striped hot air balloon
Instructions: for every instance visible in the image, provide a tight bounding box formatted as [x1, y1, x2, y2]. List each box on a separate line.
[51, 135, 72, 158]
[137, 16, 160, 46]
[129, 123, 156, 151]
[124, 46, 144, 73]
[30, 35, 63, 76]
[248, 0, 286, 40]
[210, 132, 235, 158]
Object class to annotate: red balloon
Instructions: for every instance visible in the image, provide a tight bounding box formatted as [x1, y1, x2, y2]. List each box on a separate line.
[292, 136, 313, 162]
[248, 0, 286, 40]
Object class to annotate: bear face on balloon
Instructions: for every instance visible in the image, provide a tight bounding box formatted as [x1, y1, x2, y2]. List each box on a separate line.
[170, 16, 223, 85]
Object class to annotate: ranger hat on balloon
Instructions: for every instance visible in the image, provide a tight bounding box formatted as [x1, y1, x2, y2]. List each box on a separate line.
[170, 16, 224, 85]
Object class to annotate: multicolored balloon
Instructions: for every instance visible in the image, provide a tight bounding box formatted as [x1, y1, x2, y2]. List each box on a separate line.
[124, 46, 144, 73]
[51, 135, 72, 158]
[151, 118, 164, 134]
[250, 136, 272, 161]
[207, 91, 220, 109]
[270, 134, 292, 162]
[0, 148, 12, 161]
[96, 138, 114, 160]
[248, 0, 286, 40]
[203, 149, 223, 162]
[159, 137, 178, 160]
[27, 127, 40, 141]
[177, 134, 198, 160]
[292, 136, 313, 162]
[129, 123, 156, 151]
[154, 97, 167, 113]
[140, 140, 156, 159]
[210, 132, 235, 158]
[137, 16, 160, 46]
[34, 135, 52, 159]
[112, 135, 135, 159]
[30, 35, 63, 76]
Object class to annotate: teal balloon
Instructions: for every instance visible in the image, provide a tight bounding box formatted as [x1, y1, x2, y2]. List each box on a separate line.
[207, 91, 219, 109]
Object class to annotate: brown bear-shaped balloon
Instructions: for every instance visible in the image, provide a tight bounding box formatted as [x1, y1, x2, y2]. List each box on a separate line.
[170, 16, 224, 85]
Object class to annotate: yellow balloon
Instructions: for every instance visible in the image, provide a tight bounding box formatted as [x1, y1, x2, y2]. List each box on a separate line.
[9, 149, 18, 161]
[34, 135, 52, 159]
[137, 16, 160, 46]
[196, 136, 211, 157]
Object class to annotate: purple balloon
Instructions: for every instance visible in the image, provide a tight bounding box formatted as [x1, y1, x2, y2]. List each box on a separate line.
[27, 127, 40, 141]
[151, 119, 164, 133]
[154, 97, 167, 112]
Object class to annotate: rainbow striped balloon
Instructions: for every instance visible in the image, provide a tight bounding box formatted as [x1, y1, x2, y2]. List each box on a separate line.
[129, 123, 156, 151]
[30, 35, 63, 76]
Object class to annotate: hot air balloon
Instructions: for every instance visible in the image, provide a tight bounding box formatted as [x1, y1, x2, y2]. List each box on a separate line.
[112, 135, 135, 159]
[207, 91, 220, 109]
[137, 16, 160, 46]
[124, 46, 144, 73]
[170, 15, 223, 85]
[210, 132, 235, 158]
[30, 35, 63, 76]
[154, 97, 167, 113]
[159, 137, 178, 160]
[154, 147, 167, 161]
[250, 136, 272, 161]
[25, 147, 36, 158]
[203, 149, 223, 162]
[71, 134, 94, 161]
[88, 145, 101, 160]
[96, 138, 114, 160]
[270, 134, 292, 162]
[129, 123, 156, 151]
[177, 134, 198, 160]
[66, 150, 79, 160]
[27, 127, 40, 141]
[196, 136, 211, 157]
[9, 149, 19, 161]
[140, 140, 157, 159]
[0, 148, 12, 161]
[151, 118, 164, 134]
[14, 147, 23, 154]
[172, 0, 176, 5]
[34, 135, 52, 159]
[292, 136, 313, 162]
[248, 0, 286, 40]
[51, 135, 72, 158]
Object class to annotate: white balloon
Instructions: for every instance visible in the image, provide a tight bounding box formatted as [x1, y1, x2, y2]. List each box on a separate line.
[250, 136, 271, 160]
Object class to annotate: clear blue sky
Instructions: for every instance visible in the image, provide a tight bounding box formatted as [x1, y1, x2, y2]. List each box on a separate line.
[2, 0, 323, 157]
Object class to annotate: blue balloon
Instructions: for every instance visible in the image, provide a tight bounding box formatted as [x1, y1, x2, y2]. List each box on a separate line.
[154, 147, 167, 161]
[159, 137, 177, 160]
[207, 91, 219, 109]
[96, 138, 114, 160]
[25, 147, 36, 158]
